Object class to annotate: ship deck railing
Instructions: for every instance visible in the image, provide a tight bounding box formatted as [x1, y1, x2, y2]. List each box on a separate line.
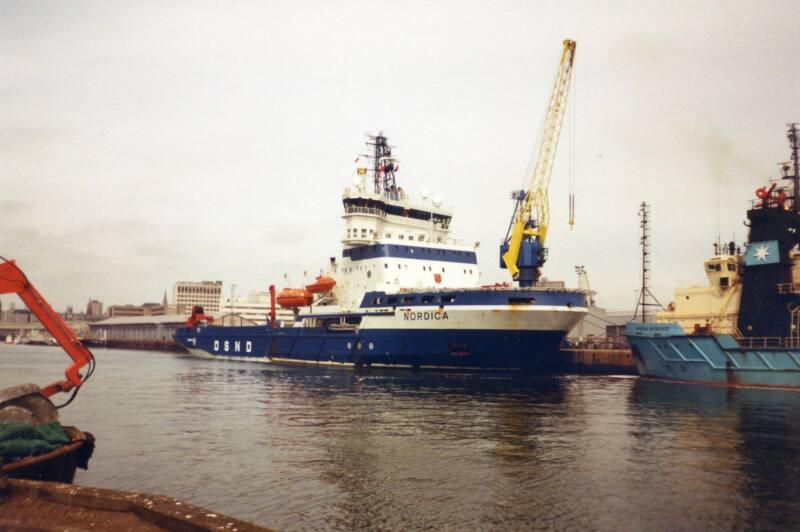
[737, 336, 800, 349]
[343, 205, 387, 218]
[387, 285, 586, 295]
[776, 282, 800, 295]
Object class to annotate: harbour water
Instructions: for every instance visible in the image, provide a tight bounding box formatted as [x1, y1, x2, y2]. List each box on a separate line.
[2, 344, 800, 530]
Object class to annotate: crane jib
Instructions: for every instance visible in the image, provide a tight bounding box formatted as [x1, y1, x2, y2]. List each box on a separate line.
[500, 39, 576, 287]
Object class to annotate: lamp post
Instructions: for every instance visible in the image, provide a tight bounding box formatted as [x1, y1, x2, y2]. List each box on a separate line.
[230, 284, 237, 323]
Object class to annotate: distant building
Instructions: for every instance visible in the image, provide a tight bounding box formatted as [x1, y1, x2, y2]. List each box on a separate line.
[108, 303, 167, 317]
[535, 277, 566, 289]
[219, 290, 295, 325]
[89, 314, 188, 349]
[108, 305, 146, 317]
[1, 308, 36, 325]
[86, 299, 104, 318]
[217, 313, 259, 327]
[173, 281, 223, 315]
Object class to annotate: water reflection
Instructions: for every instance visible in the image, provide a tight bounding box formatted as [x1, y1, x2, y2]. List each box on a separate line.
[629, 380, 800, 530]
[4, 346, 800, 530]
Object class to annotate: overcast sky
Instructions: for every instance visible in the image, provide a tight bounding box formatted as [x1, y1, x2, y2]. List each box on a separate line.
[2, 0, 799, 313]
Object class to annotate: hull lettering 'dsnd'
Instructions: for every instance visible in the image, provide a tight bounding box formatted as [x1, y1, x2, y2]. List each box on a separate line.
[174, 133, 588, 371]
[213, 340, 253, 354]
[625, 124, 800, 389]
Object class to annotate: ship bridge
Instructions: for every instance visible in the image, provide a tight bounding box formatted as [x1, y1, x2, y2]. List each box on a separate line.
[331, 134, 481, 308]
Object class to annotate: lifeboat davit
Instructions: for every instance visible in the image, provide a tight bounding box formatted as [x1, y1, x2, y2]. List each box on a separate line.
[276, 288, 313, 308]
[305, 275, 336, 294]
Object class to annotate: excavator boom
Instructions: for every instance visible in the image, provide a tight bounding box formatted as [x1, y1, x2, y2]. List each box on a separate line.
[0, 259, 94, 398]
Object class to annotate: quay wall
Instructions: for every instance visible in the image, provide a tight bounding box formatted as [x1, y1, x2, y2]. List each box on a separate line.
[559, 348, 636, 374]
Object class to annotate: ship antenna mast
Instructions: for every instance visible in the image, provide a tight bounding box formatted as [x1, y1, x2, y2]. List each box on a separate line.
[366, 132, 399, 199]
[788, 123, 800, 212]
[634, 201, 663, 322]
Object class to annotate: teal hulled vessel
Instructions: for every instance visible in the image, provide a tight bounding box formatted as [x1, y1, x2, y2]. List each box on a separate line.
[626, 125, 800, 389]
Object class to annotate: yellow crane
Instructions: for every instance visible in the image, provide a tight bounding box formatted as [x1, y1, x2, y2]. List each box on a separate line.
[501, 39, 576, 287]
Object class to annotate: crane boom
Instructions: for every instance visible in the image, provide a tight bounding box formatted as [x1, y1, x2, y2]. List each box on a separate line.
[0, 259, 95, 398]
[501, 39, 576, 287]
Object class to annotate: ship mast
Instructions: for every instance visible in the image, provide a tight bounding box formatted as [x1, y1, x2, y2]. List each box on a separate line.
[634, 201, 662, 322]
[366, 133, 399, 199]
[786, 123, 800, 212]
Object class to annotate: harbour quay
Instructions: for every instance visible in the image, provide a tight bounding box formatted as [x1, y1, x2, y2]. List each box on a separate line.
[86, 315, 188, 352]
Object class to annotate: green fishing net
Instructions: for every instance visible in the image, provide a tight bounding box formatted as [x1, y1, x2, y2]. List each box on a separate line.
[0, 421, 71, 462]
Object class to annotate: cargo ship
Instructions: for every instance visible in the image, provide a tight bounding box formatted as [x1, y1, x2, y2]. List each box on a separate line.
[174, 133, 588, 370]
[626, 124, 800, 388]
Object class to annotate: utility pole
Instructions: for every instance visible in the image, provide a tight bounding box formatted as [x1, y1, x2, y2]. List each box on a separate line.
[230, 284, 237, 321]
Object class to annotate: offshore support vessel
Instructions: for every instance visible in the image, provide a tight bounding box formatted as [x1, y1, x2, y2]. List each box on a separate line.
[626, 124, 800, 388]
[174, 40, 588, 371]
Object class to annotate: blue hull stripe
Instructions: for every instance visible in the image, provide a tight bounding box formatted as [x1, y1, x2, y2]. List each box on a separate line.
[344, 244, 477, 264]
[175, 326, 566, 370]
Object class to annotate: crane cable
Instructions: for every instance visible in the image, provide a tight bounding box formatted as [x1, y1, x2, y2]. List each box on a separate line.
[568, 61, 576, 229]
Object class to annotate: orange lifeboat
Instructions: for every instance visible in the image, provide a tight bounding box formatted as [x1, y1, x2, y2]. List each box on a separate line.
[276, 287, 313, 308]
[305, 275, 336, 294]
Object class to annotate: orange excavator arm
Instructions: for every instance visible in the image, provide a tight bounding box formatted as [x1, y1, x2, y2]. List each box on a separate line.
[0, 259, 94, 398]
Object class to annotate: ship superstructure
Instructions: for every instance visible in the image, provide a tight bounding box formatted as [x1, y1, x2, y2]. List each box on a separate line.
[655, 247, 744, 335]
[333, 134, 479, 309]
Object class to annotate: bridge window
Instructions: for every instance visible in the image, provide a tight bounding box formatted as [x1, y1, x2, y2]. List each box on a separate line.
[440, 295, 455, 303]
[373, 297, 383, 305]
[421, 295, 434, 303]
[387, 296, 398, 304]
[402, 296, 415, 304]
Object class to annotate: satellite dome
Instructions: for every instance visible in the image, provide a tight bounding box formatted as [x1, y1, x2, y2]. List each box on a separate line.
[432, 194, 443, 208]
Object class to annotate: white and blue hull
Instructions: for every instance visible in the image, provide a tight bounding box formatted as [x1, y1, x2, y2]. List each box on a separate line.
[175, 289, 587, 371]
